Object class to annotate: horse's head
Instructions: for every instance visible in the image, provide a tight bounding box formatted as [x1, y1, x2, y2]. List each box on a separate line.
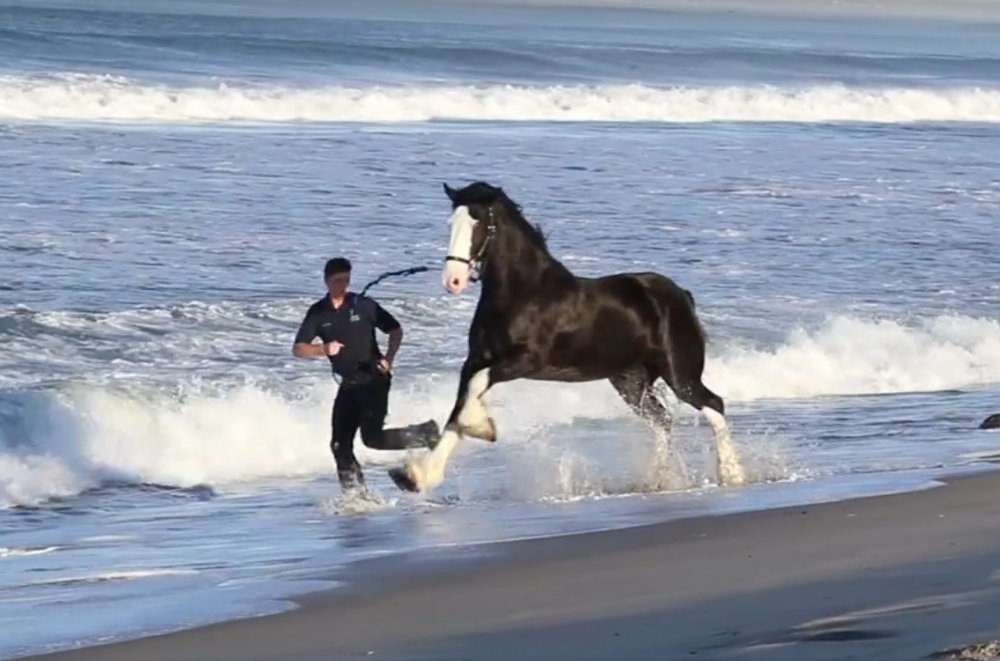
[441, 181, 503, 294]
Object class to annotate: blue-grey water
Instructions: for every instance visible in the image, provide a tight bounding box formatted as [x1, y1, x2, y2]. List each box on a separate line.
[2, 1, 1000, 657]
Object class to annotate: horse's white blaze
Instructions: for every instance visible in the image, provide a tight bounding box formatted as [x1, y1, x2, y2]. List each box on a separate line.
[458, 368, 493, 438]
[701, 407, 746, 486]
[443, 205, 476, 295]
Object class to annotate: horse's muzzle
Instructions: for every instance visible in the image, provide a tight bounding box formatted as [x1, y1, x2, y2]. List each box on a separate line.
[443, 259, 470, 294]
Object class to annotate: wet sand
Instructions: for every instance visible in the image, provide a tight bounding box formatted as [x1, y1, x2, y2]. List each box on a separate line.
[21, 467, 1000, 661]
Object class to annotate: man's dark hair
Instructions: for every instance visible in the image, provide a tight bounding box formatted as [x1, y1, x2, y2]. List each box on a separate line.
[324, 257, 352, 278]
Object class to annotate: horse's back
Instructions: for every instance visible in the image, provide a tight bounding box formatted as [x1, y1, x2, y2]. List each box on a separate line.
[571, 270, 700, 345]
[587, 270, 706, 348]
[583, 271, 695, 312]
[509, 269, 706, 382]
[519, 271, 661, 380]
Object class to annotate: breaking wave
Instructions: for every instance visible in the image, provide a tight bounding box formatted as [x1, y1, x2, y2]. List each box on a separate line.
[3, 74, 1000, 124]
[706, 314, 1000, 402]
[2, 311, 998, 509]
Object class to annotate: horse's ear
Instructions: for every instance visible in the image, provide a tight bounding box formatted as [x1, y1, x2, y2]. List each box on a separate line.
[443, 183, 457, 202]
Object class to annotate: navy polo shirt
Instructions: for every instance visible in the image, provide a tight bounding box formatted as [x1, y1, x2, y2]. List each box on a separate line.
[294, 292, 401, 380]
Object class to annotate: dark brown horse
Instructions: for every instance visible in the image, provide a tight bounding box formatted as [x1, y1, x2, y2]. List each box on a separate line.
[389, 182, 744, 493]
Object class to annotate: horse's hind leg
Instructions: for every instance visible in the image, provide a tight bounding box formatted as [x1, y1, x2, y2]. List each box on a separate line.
[609, 367, 672, 436]
[610, 367, 684, 489]
[673, 379, 745, 486]
[663, 320, 745, 486]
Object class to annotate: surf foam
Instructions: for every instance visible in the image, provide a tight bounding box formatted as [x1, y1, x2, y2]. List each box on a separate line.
[3, 74, 1000, 124]
[0, 375, 626, 509]
[2, 313, 998, 508]
[706, 314, 1000, 402]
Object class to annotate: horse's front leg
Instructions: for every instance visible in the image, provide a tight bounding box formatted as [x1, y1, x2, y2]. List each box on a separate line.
[388, 347, 541, 493]
[455, 363, 497, 442]
[452, 346, 541, 443]
[389, 358, 491, 493]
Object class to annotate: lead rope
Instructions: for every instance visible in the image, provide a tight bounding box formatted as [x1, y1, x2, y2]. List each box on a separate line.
[329, 265, 432, 386]
[335, 215, 498, 383]
[358, 265, 431, 298]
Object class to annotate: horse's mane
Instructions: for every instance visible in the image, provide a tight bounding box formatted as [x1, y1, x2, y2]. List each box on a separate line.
[453, 181, 551, 253]
[493, 189, 549, 252]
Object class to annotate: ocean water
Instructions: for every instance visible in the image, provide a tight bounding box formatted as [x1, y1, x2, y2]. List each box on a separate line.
[2, 1, 1000, 657]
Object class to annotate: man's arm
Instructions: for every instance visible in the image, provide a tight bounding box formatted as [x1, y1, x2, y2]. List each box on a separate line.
[385, 326, 403, 364]
[293, 342, 329, 359]
[292, 308, 332, 359]
[374, 302, 403, 367]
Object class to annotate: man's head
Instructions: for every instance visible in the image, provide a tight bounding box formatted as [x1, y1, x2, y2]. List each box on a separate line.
[324, 257, 351, 298]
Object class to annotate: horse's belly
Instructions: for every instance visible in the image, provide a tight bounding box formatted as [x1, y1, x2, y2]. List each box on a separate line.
[535, 347, 645, 382]
[537, 311, 655, 381]
[525, 366, 613, 383]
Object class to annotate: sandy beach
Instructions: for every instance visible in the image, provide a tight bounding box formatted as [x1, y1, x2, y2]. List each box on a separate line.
[18, 466, 1000, 661]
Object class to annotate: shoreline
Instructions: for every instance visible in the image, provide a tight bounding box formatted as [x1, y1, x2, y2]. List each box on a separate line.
[19, 463, 1000, 661]
[11, 0, 1000, 25]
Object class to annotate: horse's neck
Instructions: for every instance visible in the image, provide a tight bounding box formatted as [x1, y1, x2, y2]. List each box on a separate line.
[482, 221, 570, 297]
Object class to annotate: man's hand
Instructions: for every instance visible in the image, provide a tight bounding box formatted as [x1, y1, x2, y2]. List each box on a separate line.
[377, 357, 392, 374]
[325, 341, 344, 356]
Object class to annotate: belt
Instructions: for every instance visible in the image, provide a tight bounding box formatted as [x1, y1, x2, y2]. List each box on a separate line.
[337, 363, 387, 385]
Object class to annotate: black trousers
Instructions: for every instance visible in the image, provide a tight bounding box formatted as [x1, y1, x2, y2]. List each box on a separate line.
[330, 372, 437, 486]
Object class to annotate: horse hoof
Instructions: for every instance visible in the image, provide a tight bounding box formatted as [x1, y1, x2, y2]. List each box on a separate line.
[458, 417, 497, 442]
[477, 417, 497, 442]
[388, 467, 419, 493]
[718, 459, 746, 487]
[720, 469, 746, 487]
[723, 474, 746, 488]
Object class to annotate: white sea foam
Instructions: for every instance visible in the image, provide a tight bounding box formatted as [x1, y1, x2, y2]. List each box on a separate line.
[705, 314, 1000, 402]
[0, 546, 60, 559]
[27, 569, 199, 587]
[2, 74, 1000, 124]
[2, 314, 997, 508]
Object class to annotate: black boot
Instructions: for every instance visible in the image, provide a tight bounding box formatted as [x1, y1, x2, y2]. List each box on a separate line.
[337, 466, 366, 495]
[379, 419, 441, 450]
[407, 419, 441, 448]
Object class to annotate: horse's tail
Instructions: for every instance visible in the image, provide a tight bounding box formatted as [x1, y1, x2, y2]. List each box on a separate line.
[682, 288, 707, 347]
[655, 280, 712, 392]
